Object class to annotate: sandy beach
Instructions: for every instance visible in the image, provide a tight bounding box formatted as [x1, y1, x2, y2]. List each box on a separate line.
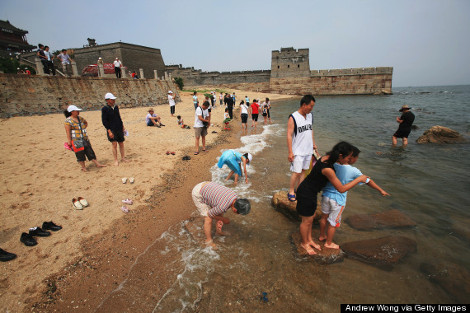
[0, 89, 290, 312]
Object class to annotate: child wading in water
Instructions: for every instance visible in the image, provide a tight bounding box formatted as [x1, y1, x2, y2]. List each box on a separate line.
[177, 115, 190, 129]
[223, 108, 231, 130]
[295, 141, 368, 255]
[320, 145, 390, 249]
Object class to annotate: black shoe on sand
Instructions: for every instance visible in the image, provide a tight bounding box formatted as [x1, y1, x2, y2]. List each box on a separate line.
[20, 233, 37, 246]
[29, 227, 51, 237]
[0, 248, 17, 262]
[42, 221, 62, 231]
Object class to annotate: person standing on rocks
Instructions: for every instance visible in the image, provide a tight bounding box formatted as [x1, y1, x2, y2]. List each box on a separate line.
[192, 181, 251, 248]
[286, 94, 318, 202]
[168, 90, 176, 116]
[320, 145, 389, 249]
[113, 58, 123, 78]
[101, 92, 126, 165]
[392, 105, 415, 147]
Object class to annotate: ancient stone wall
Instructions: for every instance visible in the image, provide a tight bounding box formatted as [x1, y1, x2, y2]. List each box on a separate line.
[0, 74, 177, 118]
[270, 47, 310, 78]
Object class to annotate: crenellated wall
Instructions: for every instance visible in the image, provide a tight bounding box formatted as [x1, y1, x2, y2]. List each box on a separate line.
[0, 74, 178, 118]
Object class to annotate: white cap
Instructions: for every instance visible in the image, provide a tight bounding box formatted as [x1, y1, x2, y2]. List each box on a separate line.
[168, 90, 173, 94]
[247, 153, 253, 163]
[105, 92, 117, 100]
[115, 57, 119, 60]
[67, 105, 82, 112]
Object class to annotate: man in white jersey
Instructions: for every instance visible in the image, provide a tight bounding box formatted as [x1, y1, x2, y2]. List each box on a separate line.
[286, 95, 318, 201]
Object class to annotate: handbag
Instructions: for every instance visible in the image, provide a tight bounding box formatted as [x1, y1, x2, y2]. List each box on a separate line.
[71, 117, 86, 153]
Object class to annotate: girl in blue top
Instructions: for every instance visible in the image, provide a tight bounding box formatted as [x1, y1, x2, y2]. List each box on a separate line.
[217, 150, 253, 184]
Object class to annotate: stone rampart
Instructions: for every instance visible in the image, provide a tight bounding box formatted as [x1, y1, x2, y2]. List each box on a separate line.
[311, 67, 393, 77]
[0, 74, 177, 118]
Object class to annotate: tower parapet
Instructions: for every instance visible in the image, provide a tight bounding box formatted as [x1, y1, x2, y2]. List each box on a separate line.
[271, 47, 310, 78]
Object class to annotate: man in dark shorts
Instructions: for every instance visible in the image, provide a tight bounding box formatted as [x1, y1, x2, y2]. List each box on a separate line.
[392, 105, 415, 147]
[101, 92, 127, 165]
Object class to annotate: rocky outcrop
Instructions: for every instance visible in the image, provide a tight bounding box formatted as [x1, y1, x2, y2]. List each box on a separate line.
[341, 236, 417, 270]
[345, 209, 416, 230]
[420, 262, 470, 303]
[416, 126, 466, 144]
[271, 191, 321, 222]
[291, 232, 344, 264]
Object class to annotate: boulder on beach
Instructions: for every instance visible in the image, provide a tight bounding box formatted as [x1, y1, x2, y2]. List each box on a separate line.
[271, 191, 321, 222]
[345, 209, 417, 231]
[291, 232, 344, 264]
[420, 262, 470, 303]
[341, 236, 417, 270]
[416, 125, 466, 144]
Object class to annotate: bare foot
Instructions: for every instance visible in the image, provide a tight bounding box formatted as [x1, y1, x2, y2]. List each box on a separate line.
[300, 243, 317, 255]
[121, 158, 127, 163]
[318, 236, 327, 242]
[308, 241, 321, 251]
[81, 168, 87, 172]
[113, 161, 119, 166]
[324, 242, 340, 249]
[205, 239, 217, 249]
[95, 163, 106, 168]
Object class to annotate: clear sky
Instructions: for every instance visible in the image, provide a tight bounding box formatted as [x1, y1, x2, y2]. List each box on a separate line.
[1, 0, 469, 87]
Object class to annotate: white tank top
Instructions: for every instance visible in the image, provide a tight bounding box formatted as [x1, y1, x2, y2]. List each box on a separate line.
[290, 111, 313, 156]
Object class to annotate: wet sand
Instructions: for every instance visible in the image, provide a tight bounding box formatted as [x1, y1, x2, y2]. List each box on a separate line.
[0, 89, 290, 312]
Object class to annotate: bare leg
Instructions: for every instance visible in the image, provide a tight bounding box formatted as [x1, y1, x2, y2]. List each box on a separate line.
[403, 138, 408, 147]
[201, 136, 206, 151]
[78, 161, 87, 172]
[233, 174, 239, 185]
[194, 136, 200, 153]
[204, 216, 216, 248]
[118, 142, 126, 162]
[319, 213, 328, 241]
[111, 142, 119, 166]
[289, 171, 305, 195]
[299, 216, 316, 255]
[324, 226, 339, 249]
[226, 170, 235, 181]
[392, 136, 398, 146]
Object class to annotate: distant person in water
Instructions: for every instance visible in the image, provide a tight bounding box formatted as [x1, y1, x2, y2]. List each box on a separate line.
[320, 145, 389, 250]
[192, 182, 251, 248]
[295, 141, 368, 255]
[392, 105, 415, 147]
[217, 149, 253, 184]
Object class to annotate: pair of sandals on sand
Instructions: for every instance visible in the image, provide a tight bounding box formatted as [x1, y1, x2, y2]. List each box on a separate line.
[122, 177, 135, 184]
[121, 198, 133, 213]
[72, 197, 89, 210]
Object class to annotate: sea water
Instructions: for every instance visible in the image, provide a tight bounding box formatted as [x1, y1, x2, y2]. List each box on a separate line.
[102, 86, 470, 312]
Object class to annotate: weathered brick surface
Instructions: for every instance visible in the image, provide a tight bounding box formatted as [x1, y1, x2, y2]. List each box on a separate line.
[0, 74, 177, 118]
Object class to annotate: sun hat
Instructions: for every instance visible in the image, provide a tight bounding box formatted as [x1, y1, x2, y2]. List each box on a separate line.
[247, 153, 253, 163]
[234, 199, 251, 215]
[67, 105, 82, 112]
[168, 90, 173, 94]
[105, 92, 117, 100]
[399, 105, 411, 112]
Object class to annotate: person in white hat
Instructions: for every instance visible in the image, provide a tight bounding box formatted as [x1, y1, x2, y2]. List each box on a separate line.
[217, 149, 253, 184]
[168, 90, 176, 117]
[113, 58, 122, 78]
[101, 92, 126, 165]
[64, 105, 106, 171]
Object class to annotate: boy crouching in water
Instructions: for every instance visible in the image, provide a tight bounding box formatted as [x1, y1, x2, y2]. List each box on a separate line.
[319, 146, 390, 249]
[192, 182, 251, 248]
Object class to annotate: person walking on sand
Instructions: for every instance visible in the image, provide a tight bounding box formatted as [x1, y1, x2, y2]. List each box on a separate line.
[320, 145, 389, 250]
[286, 95, 318, 202]
[193, 91, 199, 110]
[101, 92, 126, 165]
[192, 181, 251, 248]
[64, 105, 106, 172]
[217, 149, 253, 184]
[296, 141, 369, 255]
[250, 99, 260, 129]
[193, 101, 210, 155]
[168, 90, 176, 116]
[392, 105, 415, 147]
[240, 100, 249, 133]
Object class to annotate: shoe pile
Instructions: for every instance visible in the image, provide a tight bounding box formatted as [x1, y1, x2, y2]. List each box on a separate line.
[20, 221, 62, 247]
[0, 248, 17, 262]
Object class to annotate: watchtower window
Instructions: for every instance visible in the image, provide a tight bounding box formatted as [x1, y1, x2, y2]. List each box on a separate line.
[298, 65, 300, 68]
[287, 65, 290, 68]
[277, 66, 279, 69]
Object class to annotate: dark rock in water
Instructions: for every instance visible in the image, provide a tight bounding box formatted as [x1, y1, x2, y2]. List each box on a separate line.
[341, 236, 417, 270]
[411, 124, 418, 130]
[420, 262, 470, 303]
[416, 125, 466, 144]
[345, 209, 416, 230]
[291, 232, 344, 264]
[271, 191, 321, 222]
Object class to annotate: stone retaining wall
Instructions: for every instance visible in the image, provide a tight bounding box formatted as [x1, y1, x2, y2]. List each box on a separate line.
[0, 74, 177, 118]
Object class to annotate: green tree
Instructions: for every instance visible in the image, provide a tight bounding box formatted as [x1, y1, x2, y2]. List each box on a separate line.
[174, 77, 184, 90]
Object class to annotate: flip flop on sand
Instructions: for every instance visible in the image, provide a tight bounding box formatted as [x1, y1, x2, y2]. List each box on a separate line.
[121, 206, 129, 213]
[77, 197, 89, 207]
[72, 198, 83, 210]
[122, 199, 133, 205]
[166, 151, 170, 155]
[129, 177, 135, 184]
[122, 177, 127, 184]
[171, 151, 175, 155]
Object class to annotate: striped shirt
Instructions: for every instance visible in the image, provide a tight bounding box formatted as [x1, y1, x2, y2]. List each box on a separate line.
[200, 182, 237, 218]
